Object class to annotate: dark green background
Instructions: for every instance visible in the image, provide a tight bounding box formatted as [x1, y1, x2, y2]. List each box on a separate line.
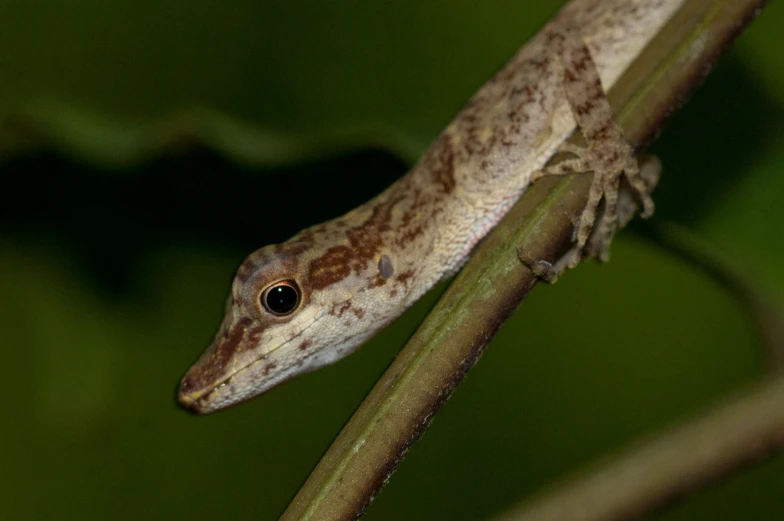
[2, 1, 783, 520]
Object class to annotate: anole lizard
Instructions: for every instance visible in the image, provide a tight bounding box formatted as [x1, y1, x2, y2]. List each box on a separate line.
[179, 0, 682, 413]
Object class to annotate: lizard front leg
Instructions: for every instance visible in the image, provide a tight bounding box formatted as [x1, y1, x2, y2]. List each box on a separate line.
[528, 22, 658, 273]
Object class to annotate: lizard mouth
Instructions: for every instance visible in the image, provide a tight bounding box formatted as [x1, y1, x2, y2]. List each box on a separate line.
[177, 382, 217, 412]
[178, 371, 228, 413]
[178, 299, 344, 413]
[177, 310, 332, 413]
[177, 353, 296, 414]
[177, 315, 257, 414]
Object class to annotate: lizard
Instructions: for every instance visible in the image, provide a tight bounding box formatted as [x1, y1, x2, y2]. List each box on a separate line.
[179, 0, 682, 414]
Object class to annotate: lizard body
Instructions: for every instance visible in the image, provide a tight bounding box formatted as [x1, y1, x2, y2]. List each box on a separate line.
[179, 0, 682, 413]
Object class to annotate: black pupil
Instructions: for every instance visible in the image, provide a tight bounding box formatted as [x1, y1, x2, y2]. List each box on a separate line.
[265, 284, 299, 314]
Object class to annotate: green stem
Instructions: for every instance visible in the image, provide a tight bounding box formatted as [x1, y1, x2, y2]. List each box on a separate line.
[491, 375, 784, 521]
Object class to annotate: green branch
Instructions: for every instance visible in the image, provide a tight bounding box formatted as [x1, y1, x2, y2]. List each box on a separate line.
[491, 375, 784, 521]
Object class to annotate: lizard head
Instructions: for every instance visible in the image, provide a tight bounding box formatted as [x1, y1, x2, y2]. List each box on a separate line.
[177, 235, 396, 413]
[178, 187, 425, 413]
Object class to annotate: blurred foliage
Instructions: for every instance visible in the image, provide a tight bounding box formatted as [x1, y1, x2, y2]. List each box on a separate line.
[1, 1, 783, 520]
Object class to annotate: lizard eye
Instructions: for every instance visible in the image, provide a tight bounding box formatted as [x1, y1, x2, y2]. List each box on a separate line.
[262, 281, 301, 316]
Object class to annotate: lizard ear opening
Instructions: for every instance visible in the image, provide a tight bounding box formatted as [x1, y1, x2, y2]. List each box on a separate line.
[261, 280, 301, 316]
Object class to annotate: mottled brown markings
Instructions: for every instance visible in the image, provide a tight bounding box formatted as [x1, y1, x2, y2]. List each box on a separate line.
[309, 190, 410, 291]
[248, 326, 263, 344]
[395, 225, 425, 248]
[180, 316, 254, 395]
[396, 269, 415, 286]
[237, 240, 305, 287]
[216, 317, 253, 363]
[508, 83, 538, 134]
[572, 53, 590, 74]
[235, 256, 260, 284]
[298, 339, 312, 351]
[589, 121, 613, 142]
[309, 245, 354, 291]
[400, 210, 415, 227]
[368, 274, 387, 289]
[346, 231, 383, 268]
[280, 229, 316, 256]
[330, 301, 353, 317]
[511, 83, 536, 103]
[457, 55, 558, 162]
[263, 363, 278, 376]
[235, 268, 251, 284]
[532, 54, 549, 71]
[422, 134, 456, 195]
[409, 188, 437, 213]
[574, 100, 595, 116]
[399, 188, 422, 227]
[178, 376, 199, 396]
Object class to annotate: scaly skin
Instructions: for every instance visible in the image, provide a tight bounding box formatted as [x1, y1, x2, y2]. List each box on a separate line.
[179, 0, 682, 413]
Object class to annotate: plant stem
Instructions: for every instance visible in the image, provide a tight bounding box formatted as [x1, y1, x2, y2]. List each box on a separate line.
[491, 376, 784, 521]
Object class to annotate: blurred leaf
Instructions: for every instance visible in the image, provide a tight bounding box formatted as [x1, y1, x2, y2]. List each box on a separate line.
[0, 0, 563, 165]
[734, 0, 784, 105]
